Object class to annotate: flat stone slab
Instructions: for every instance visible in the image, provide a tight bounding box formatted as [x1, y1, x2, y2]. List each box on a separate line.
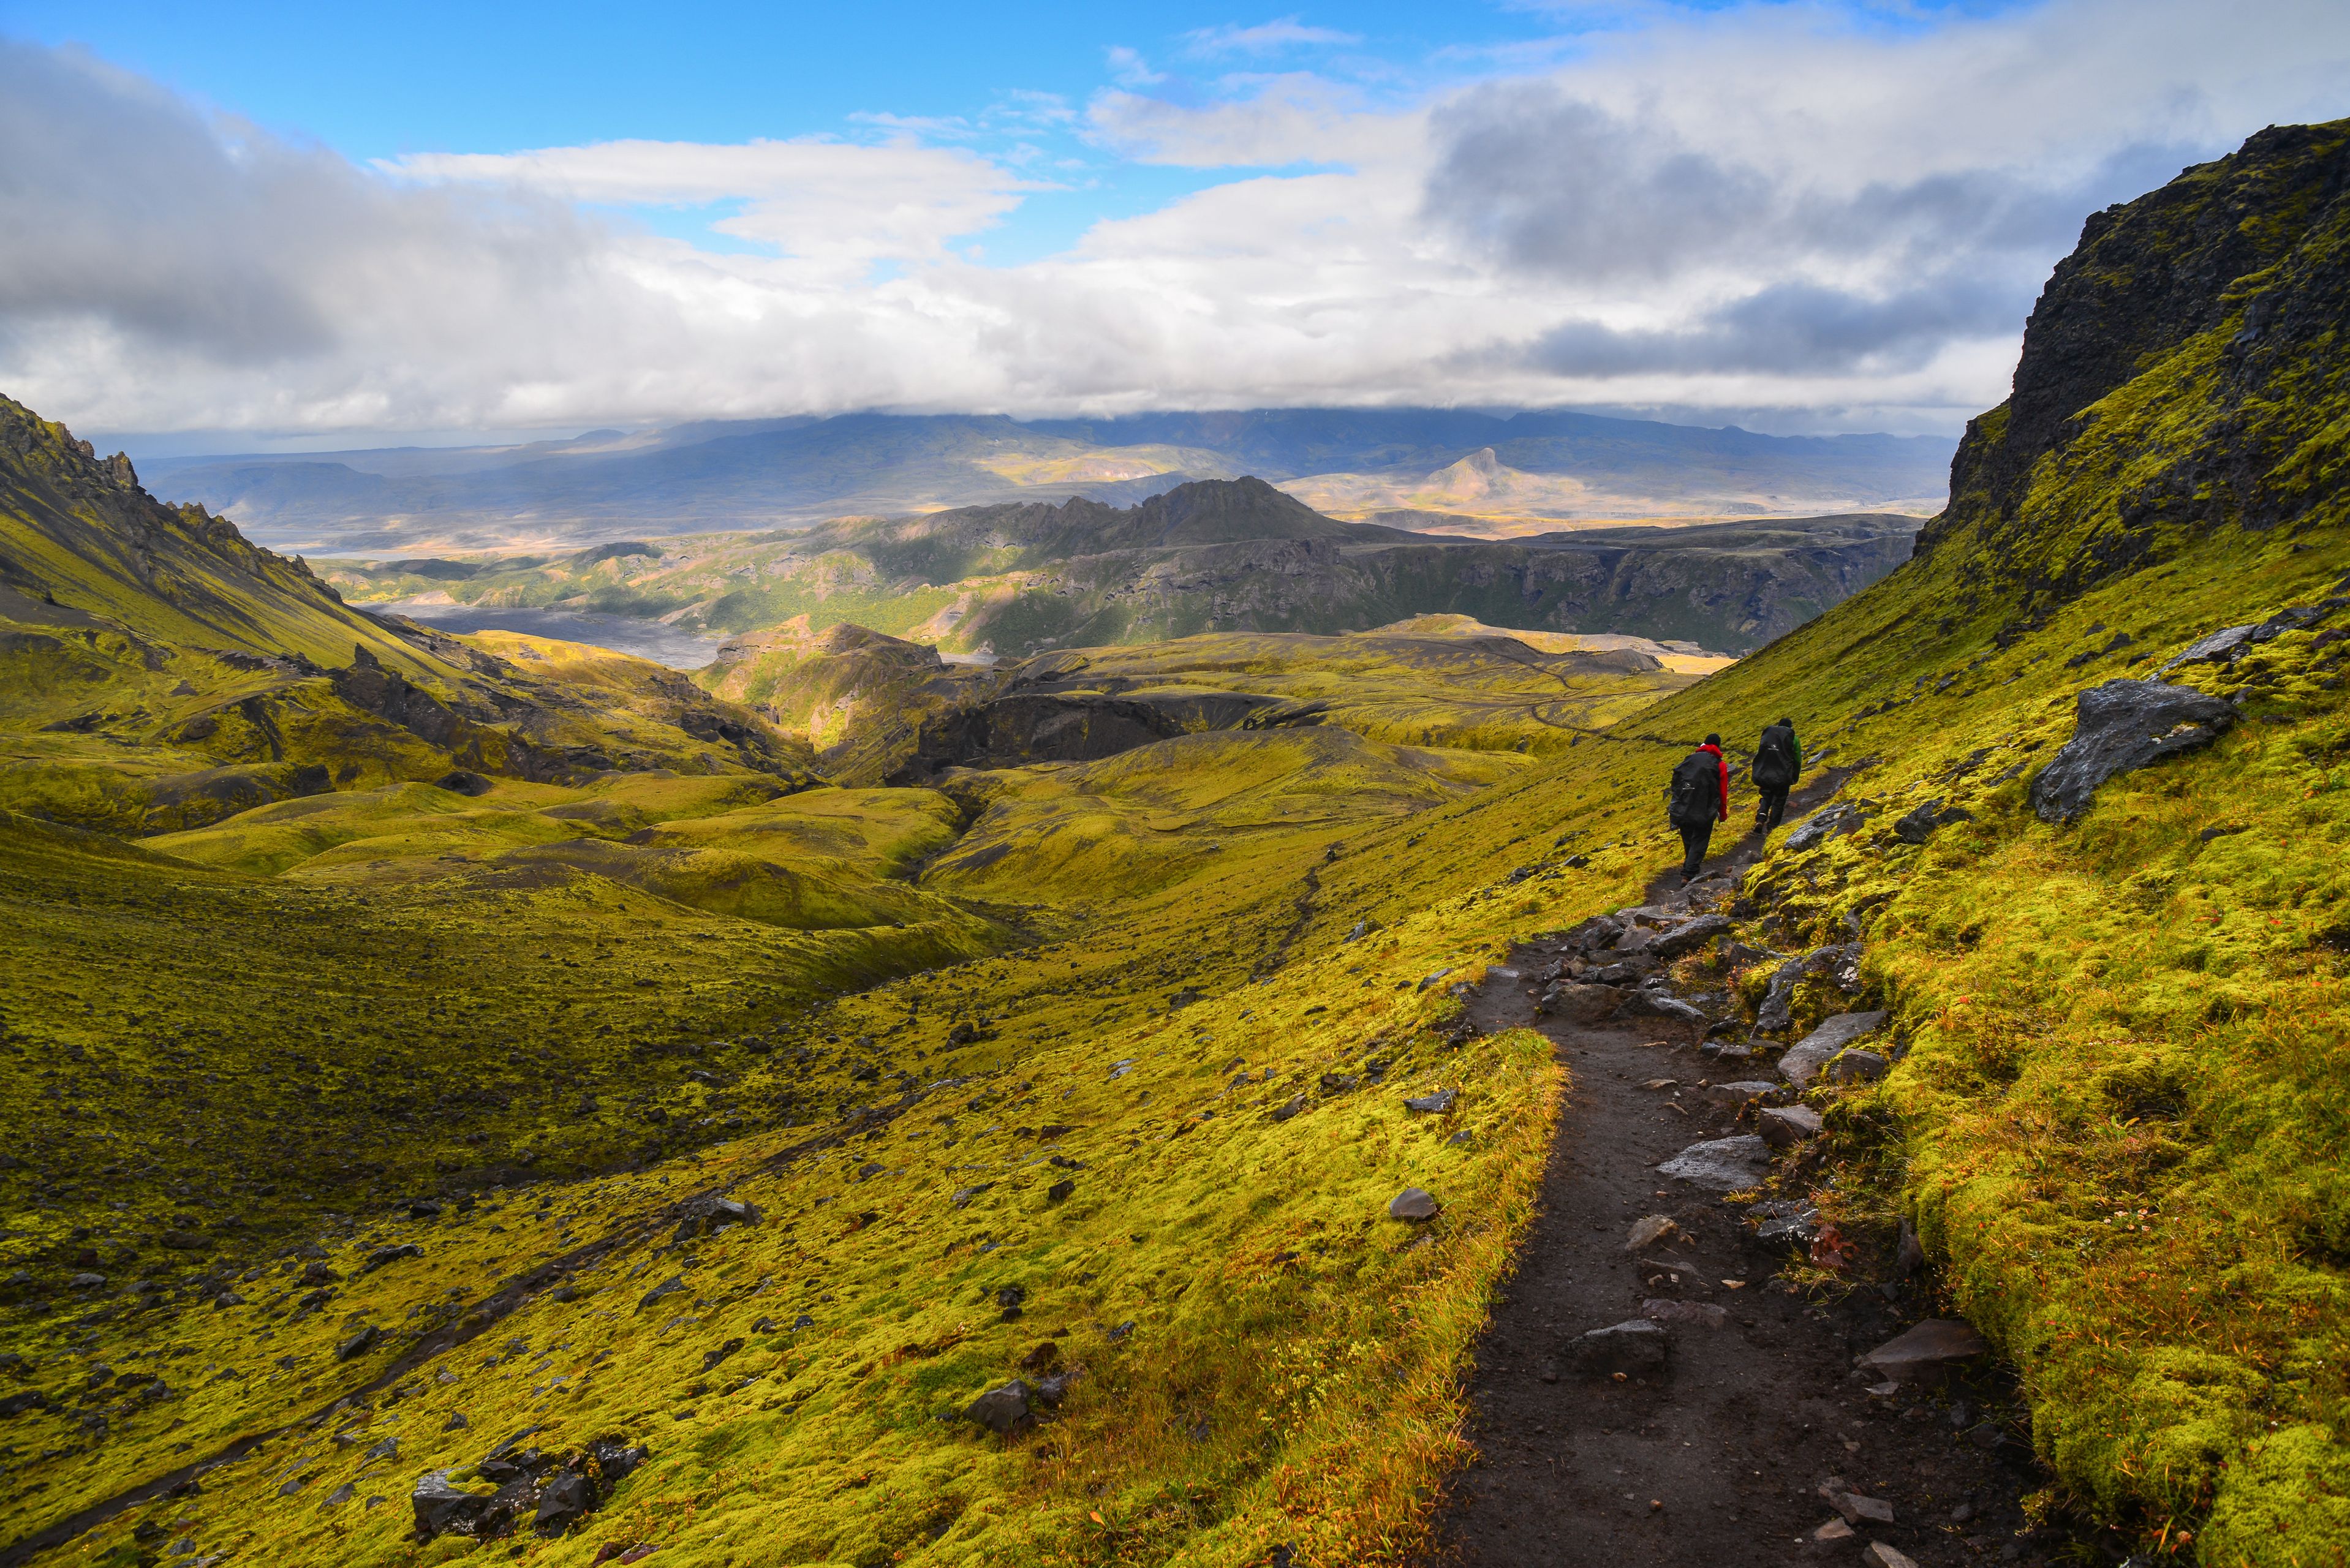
[1859, 1317, 1990, 1381]
[2028, 679, 2237, 823]
[1539, 982, 1626, 1024]
[1565, 1317, 1669, 1376]
[1778, 1011, 1889, 1088]
[1657, 1134, 1772, 1191]
[1759, 1104, 1825, 1147]
[1823, 1049, 1889, 1085]
[1641, 1298, 1726, 1329]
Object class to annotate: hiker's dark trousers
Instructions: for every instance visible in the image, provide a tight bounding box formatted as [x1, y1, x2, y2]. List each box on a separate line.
[1678, 820, 1714, 879]
[1756, 788, 1789, 832]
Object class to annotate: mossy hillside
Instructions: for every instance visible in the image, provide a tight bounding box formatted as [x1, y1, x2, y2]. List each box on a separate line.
[698, 617, 1700, 791]
[924, 729, 1527, 904]
[1, 967, 1556, 1568]
[1650, 531, 2350, 1561]
[1013, 627, 1699, 755]
[0, 398, 467, 686]
[0, 609, 822, 835]
[0, 783, 1026, 1285]
[0, 644, 1694, 1566]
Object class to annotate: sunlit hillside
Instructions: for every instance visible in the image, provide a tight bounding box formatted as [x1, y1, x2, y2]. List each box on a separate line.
[2, 115, 2348, 1568]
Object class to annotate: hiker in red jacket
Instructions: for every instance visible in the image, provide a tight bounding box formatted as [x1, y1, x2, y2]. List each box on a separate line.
[1666, 733, 1730, 886]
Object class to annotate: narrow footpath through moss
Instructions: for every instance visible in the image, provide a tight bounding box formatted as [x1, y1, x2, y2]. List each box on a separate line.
[1423, 799, 2082, 1568]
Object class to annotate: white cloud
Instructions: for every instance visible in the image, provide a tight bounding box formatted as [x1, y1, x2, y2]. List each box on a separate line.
[384, 138, 1029, 276]
[1104, 45, 1165, 88]
[4, 0, 2349, 443]
[1086, 74, 1410, 167]
[1184, 17, 1365, 55]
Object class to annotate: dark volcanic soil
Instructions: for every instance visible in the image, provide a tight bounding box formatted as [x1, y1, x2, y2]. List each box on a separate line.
[1424, 790, 2070, 1568]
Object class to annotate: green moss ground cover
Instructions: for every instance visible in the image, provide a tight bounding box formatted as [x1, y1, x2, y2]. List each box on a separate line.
[7, 119, 2350, 1568]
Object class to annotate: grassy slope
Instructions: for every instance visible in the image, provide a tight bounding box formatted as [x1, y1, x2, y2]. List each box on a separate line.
[698, 620, 1700, 790]
[1, 712, 1661, 1568]
[6, 121, 2346, 1568]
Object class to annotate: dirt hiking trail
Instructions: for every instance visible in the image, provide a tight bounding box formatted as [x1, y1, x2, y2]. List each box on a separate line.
[1424, 777, 2074, 1568]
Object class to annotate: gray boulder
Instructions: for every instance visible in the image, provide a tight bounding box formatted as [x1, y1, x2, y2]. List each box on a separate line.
[1657, 1135, 1772, 1191]
[1622, 992, 1706, 1024]
[1754, 945, 1861, 1032]
[1388, 1187, 1440, 1221]
[1536, 982, 1625, 1023]
[2028, 680, 2236, 824]
[1758, 1104, 1824, 1147]
[1784, 801, 1864, 851]
[1823, 1049, 1889, 1085]
[1893, 799, 1972, 844]
[2159, 603, 2335, 674]
[532, 1472, 593, 1536]
[1650, 913, 1732, 957]
[964, 1380, 1036, 1435]
[412, 1471, 493, 1540]
[1778, 1011, 1889, 1088]
[1565, 1317, 1669, 1376]
[1859, 1318, 1990, 1382]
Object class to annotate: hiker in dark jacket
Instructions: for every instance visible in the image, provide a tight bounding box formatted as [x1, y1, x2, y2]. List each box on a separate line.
[1667, 733, 1729, 886]
[1751, 716, 1800, 834]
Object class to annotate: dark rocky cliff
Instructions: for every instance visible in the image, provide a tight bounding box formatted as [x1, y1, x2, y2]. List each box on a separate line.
[1916, 118, 2350, 619]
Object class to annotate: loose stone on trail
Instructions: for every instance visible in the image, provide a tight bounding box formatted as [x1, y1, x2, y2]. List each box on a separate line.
[1656, 1135, 1771, 1191]
[1758, 1104, 1824, 1147]
[1625, 1215, 1678, 1251]
[1565, 1318, 1669, 1377]
[1641, 1298, 1726, 1329]
[1777, 1011, 1889, 1088]
[1859, 1318, 1990, 1381]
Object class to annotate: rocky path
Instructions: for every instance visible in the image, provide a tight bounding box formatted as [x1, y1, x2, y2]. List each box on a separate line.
[1423, 796, 2065, 1568]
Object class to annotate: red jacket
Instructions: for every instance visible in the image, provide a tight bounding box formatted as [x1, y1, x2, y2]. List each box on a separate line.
[1698, 743, 1728, 821]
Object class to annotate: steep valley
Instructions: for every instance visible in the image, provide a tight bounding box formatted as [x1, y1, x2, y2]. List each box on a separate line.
[2, 117, 2348, 1568]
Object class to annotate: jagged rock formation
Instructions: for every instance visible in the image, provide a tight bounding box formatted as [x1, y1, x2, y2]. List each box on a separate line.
[1919, 119, 2350, 616]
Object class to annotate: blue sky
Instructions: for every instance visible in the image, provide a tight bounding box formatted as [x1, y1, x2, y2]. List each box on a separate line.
[8, 1, 2012, 264]
[1, 0, 2343, 447]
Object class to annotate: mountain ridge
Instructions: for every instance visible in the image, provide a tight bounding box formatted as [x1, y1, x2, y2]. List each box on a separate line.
[137, 406, 1952, 551]
[326, 480, 1921, 658]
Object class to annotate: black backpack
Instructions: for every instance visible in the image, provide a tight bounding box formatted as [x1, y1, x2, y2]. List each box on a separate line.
[1667, 750, 1720, 826]
[1753, 725, 1796, 789]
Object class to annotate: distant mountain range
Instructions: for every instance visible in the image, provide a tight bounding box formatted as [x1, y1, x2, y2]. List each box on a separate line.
[142, 407, 1954, 553]
[322, 477, 1925, 658]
